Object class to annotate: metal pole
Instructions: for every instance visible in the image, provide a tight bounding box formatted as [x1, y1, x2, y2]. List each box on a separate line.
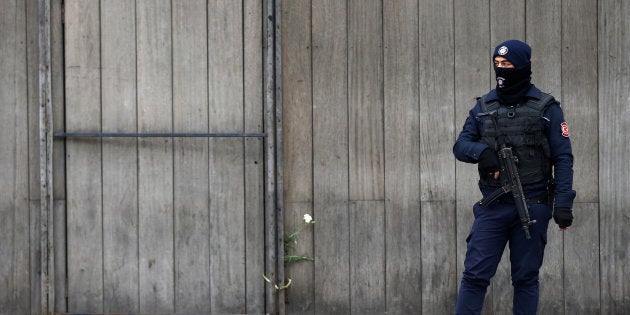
[264, 0, 278, 313]
[53, 131, 266, 138]
[38, 0, 54, 313]
[273, 0, 285, 313]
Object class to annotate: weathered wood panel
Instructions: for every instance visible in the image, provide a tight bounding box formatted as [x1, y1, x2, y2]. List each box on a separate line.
[172, 0, 210, 313]
[599, 0, 630, 311]
[562, 0, 600, 313]
[64, 0, 103, 312]
[348, 0, 386, 312]
[383, 1, 422, 313]
[599, 0, 630, 313]
[418, 0, 457, 312]
[350, 200, 385, 314]
[243, 0, 266, 312]
[312, 0, 350, 313]
[4, 0, 630, 313]
[100, 1, 138, 312]
[208, 1, 246, 313]
[59, 1, 268, 313]
[563, 1, 599, 204]
[0, 0, 30, 313]
[136, 1, 174, 313]
[565, 202, 600, 313]
[28, 0, 43, 311]
[51, 0, 67, 311]
[27, 0, 40, 200]
[281, 0, 314, 312]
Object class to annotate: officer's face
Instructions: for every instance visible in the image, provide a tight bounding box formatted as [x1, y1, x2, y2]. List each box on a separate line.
[493, 56, 514, 68]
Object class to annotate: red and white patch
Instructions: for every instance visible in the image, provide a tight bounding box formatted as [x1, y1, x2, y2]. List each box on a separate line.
[560, 122, 570, 137]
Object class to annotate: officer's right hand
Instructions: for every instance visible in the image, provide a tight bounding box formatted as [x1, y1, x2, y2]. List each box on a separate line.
[479, 149, 500, 179]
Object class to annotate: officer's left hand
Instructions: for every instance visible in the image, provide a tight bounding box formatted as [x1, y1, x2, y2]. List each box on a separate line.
[553, 207, 573, 230]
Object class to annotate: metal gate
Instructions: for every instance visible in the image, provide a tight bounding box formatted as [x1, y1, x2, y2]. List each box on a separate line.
[38, 0, 284, 314]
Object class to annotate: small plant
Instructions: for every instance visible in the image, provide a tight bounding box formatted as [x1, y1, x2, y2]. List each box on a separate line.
[284, 213, 315, 263]
[263, 213, 315, 290]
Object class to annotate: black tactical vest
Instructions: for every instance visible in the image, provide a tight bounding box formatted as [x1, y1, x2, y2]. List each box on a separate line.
[478, 93, 555, 186]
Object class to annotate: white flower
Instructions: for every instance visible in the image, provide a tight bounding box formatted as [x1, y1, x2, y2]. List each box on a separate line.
[303, 213, 313, 223]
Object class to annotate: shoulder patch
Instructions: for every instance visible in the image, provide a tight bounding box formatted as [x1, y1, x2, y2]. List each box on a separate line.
[561, 122, 570, 137]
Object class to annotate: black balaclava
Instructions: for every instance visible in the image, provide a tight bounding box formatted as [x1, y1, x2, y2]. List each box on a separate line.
[493, 40, 533, 105]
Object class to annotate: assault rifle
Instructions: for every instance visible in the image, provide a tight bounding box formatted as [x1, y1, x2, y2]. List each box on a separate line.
[476, 110, 536, 239]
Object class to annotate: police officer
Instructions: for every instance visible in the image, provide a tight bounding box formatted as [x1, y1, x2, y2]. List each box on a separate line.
[453, 39, 576, 315]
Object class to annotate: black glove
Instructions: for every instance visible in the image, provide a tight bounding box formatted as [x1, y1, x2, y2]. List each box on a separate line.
[553, 207, 573, 229]
[478, 149, 500, 174]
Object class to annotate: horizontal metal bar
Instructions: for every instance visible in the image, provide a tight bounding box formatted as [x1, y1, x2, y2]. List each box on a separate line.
[54, 131, 266, 138]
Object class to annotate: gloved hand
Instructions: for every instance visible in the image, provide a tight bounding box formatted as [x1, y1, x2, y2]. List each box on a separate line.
[553, 207, 573, 229]
[478, 149, 500, 174]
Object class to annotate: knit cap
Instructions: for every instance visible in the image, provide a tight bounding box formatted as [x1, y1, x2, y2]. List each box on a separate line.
[493, 39, 531, 68]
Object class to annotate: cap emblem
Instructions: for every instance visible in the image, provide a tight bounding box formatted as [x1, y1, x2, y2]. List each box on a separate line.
[498, 46, 509, 55]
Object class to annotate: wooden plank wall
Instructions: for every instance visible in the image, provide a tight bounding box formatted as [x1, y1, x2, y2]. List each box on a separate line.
[282, 0, 630, 314]
[0, 0, 31, 314]
[62, 0, 265, 314]
[1, 0, 629, 314]
[599, 0, 630, 314]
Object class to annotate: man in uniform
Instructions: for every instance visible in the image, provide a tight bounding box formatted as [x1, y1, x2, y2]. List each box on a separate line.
[453, 39, 576, 315]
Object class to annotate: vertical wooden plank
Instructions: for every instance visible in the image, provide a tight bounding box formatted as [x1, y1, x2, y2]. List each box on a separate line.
[51, 0, 67, 311]
[281, 0, 314, 312]
[348, 0, 385, 312]
[562, 0, 600, 313]
[418, 0, 457, 313]
[488, 2, 526, 313]
[312, 0, 350, 313]
[64, 0, 103, 312]
[453, 1, 491, 314]
[526, 1, 564, 313]
[244, 11, 265, 315]
[421, 201, 458, 313]
[419, 0, 455, 203]
[563, 0, 598, 204]
[599, 1, 630, 313]
[207, 1, 246, 313]
[100, 1, 139, 313]
[51, 0, 66, 203]
[490, 0, 525, 41]
[27, 0, 40, 203]
[564, 203, 600, 313]
[172, 0, 210, 313]
[136, 1, 174, 313]
[53, 200, 66, 313]
[350, 201, 385, 314]
[0, 0, 30, 313]
[29, 200, 42, 314]
[38, 0, 55, 311]
[27, 0, 42, 311]
[348, 2, 384, 201]
[382, 0, 421, 313]
[243, 0, 265, 312]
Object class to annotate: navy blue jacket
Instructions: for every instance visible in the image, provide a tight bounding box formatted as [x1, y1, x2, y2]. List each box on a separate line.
[453, 85, 576, 209]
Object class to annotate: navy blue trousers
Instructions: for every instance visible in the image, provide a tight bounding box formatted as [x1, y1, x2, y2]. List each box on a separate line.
[455, 202, 552, 315]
